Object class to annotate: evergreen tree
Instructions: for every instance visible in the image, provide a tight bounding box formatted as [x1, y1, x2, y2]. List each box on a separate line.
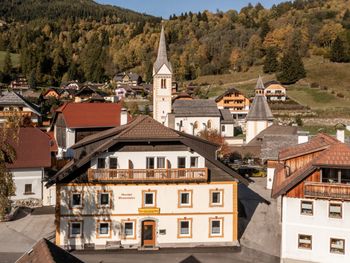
[342, 9, 350, 29]
[259, 20, 270, 39]
[277, 48, 306, 84]
[3, 51, 13, 83]
[330, 36, 349, 63]
[263, 47, 279, 73]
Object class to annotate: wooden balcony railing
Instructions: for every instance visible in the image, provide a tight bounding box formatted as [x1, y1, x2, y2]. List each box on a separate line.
[304, 182, 350, 200]
[88, 168, 208, 183]
[0, 111, 33, 117]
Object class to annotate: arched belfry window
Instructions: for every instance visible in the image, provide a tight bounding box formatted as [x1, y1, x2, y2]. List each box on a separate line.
[161, 79, 166, 89]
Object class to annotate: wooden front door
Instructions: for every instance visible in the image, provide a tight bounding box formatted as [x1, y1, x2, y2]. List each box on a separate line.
[142, 220, 156, 247]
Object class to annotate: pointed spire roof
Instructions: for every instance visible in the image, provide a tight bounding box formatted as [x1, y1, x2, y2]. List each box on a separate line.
[246, 94, 274, 121]
[153, 25, 173, 74]
[255, 75, 265, 90]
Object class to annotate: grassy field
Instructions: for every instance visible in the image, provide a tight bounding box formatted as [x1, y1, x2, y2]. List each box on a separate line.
[0, 51, 20, 70]
[190, 56, 350, 114]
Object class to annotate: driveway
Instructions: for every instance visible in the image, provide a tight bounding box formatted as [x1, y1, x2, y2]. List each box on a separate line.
[0, 206, 55, 263]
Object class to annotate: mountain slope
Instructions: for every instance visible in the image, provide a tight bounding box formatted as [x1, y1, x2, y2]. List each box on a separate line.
[0, 0, 158, 23]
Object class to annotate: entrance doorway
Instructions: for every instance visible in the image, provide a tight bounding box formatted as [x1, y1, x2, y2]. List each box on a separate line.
[142, 220, 156, 247]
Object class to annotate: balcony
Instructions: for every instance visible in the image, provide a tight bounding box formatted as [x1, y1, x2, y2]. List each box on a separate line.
[0, 111, 33, 117]
[304, 182, 350, 200]
[88, 168, 208, 183]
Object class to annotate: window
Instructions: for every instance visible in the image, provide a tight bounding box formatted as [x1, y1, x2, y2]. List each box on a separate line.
[329, 203, 342, 219]
[97, 158, 106, 169]
[207, 120, 212, 129]
[97, 221, 111, 238]
[71, 192, 82, 208]
[300, 201, 313, 216]
[69, 221, 83, 238]
[209, 218, 224, 237]
[24, 184, 32, 194]
[178, 157, 186, 168]
[190, 157, 198, 168]
[298, 234, 312, 250]
[322, 168, 350, 184]
[178, 218, 192, 238]
[142, 190, 156, 207]
[109, 157, 118, 169]
[178, 190, 193, 208]
[221, 125, 226, 132]
[210, 189, 224, 207]
[97, 191, 111, 208]
[157, 157, 165, 169]
[122, 220, 136, 239]
[161, 78, 166, 89]
[330, 238, 345, 254]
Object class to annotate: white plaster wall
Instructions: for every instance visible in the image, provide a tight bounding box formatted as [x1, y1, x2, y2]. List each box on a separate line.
[281, 197, 350, 263]
[174, 117, 221, 136]
[66, 128, 76, 149]
[221, 124, 234, 138]
[11, 168, 43, 200]
[43, 185, 56, 206]
[58, 183, 235, 248]
[266, 167, 275, 190]
[91, 151, 205, 170]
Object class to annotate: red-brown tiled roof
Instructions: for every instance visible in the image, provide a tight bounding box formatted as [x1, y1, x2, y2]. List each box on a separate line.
[7, 127, 51, 169]
[56, 102, 127, 128]
[313, 143, 350, 167]
[279, 133, 338, 160]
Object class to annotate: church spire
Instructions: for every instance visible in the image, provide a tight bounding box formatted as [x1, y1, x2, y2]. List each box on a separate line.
[153, 25, 173, 75]
[255, 75, 265, 91]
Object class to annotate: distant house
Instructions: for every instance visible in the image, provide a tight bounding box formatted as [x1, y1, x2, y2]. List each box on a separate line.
[264, 81, 287, 102]
[0, 91, 42, 124]
[113, 72, 142, 87]
[215, 87, 250, 122]
[254, 77, 286, 102]
[50, 102, 131, 158]
[9, 76, 30, 93]
[61, 81, 81, 90]
[42, 88, 64, 100]
[5, 127, 53, 206]
[271, 134, 350, 263]
[74, 86, 108, 102]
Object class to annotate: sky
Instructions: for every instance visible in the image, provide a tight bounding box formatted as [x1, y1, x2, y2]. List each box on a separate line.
[96, 0, 286, 18]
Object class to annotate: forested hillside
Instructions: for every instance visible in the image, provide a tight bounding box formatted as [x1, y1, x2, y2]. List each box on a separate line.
[0, 0, 349, 86]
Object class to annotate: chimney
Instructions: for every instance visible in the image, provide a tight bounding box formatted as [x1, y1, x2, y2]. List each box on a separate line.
[120, 108, 128, 126]
[337, 129, 345, 143]
[297, 131, 309, 144]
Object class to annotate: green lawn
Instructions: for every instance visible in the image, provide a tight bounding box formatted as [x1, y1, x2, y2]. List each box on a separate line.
[0, 51, 20, 70]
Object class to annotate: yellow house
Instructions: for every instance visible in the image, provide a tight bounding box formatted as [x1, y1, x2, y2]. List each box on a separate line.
[264, 81, 286, 102]
[215, 87, 250, 121]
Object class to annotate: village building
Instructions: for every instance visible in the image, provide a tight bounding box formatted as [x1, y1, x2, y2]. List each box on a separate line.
[272, 133, 350, 263]
[215, 87, 250, 123]
[5, 127, 54, 206]
[0, 91, 42, 124]
[245, 92, 274, 144]
[113, 72, 143, 87]
[50, 102, 130, 158]
[73, 86, 109, 103]
[9, 76, 30, 93]
[47, 115, 249, 250]
[264, 81, 287, 102]
[254, 77, 287, 102]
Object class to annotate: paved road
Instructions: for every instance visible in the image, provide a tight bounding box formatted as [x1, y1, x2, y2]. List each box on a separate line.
[73, 246, 279, 263]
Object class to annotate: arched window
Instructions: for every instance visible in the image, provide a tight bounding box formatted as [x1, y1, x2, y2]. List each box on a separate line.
[207, 120, 212, 129]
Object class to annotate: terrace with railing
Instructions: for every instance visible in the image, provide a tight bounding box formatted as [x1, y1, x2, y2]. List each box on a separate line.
[88, 168, 208, 183]
[304, 182, 350, 200]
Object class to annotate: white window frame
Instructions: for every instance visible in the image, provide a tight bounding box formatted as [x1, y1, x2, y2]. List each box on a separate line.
[123, 220, 136, 239]
[190, 156, 199, 168]
[300, 200, 313, 216]
[97, 221, 111, 238]
[178, 190, 192, 208]
[210, 189, 224, 207]
[143, 191, 156, 207]
[298, 234, 312, 250]
[69, 221, 83, 238]
[98, 191, 111, 208]
[329, 202, 342, 219]
[330, 238, 345, 254]
[178, 219, 192, 238]
[71, 192, 82, 209]
[209, 218, 224, 237]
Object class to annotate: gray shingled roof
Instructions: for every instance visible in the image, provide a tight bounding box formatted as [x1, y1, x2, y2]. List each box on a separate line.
[246, 95, 273, 121]
[220, 109, 236, 124]
[153, 26, 173, 74]
[255, 75, 265, 90]
[172, 99, 221, 117]
[0, 91, 41, 115]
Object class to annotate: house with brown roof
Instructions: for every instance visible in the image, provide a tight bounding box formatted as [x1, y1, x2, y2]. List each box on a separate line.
[16, 238, 84, 263]
[47, 115, 248, 250]
[5, 127, 53, 205]
[50, 102, 131, 158]
[271, 133, 350, 263]
[215, 87, 250, 122]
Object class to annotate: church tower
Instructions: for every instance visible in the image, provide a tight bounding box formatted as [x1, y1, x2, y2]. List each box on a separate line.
[153, 26, 173, 125]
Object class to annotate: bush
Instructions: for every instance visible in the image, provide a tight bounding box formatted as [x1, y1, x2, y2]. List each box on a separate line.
[337, 93, 345, 98]
[310, 82, 319, 88]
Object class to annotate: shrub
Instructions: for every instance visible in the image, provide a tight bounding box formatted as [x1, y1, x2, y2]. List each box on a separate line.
[337, 93, 345, 98]
[310, 82, 319, 88]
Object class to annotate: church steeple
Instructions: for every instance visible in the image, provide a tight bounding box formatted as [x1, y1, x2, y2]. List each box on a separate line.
[153, 26, 173, 75]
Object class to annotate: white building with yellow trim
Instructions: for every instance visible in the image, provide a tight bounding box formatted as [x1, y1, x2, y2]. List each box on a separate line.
[47, 115, 249, 250]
